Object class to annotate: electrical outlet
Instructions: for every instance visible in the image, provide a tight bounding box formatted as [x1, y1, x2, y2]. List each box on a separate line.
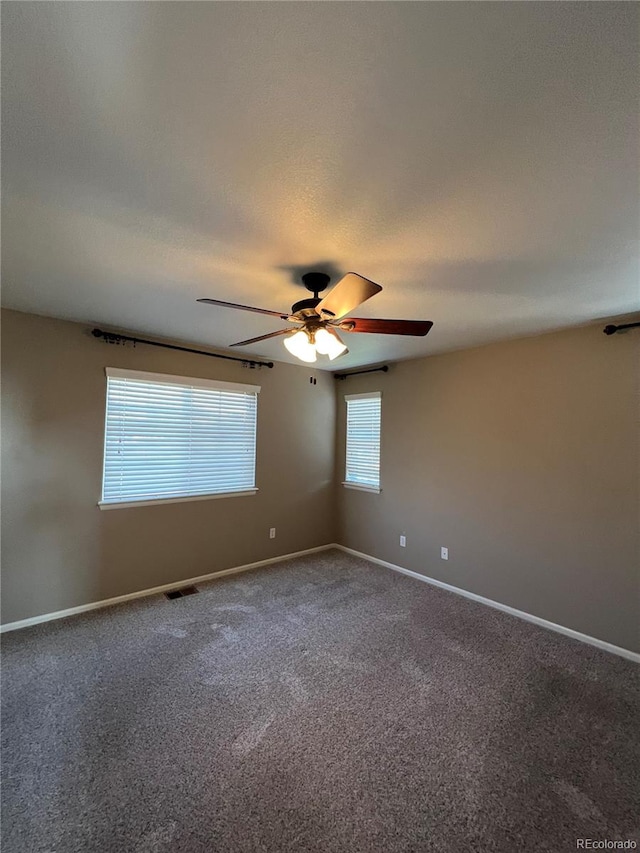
[269, 528, 276, 539]
[400, 535, 406, 547]
[441, 546, 448, 560]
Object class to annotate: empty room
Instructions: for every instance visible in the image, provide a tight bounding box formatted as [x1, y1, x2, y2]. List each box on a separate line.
[1, 2, 638, 851]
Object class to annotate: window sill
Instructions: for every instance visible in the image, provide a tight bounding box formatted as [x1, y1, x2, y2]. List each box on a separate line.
[342, 482, 381, 494]
[98, 489, 258, 510]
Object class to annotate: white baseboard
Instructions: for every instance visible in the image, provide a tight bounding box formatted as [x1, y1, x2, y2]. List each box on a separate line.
[0, 544, 335, 633]
[4, 543, 638, 664]
[335, 545, 640, 664]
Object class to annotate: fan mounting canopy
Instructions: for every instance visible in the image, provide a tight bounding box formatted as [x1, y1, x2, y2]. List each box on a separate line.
[301, 272, 331, 295]
[290, 272, 332, 314]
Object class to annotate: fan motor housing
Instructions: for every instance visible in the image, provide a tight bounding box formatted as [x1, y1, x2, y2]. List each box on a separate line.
[291, 297, 321, 315]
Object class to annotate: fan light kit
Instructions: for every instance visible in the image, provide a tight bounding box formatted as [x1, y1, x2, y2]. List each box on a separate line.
[284, 327, 347, 363]
[198, 271, 433, 364]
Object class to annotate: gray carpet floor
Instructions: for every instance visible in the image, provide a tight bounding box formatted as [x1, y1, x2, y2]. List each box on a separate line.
[2, 549, 639, 852]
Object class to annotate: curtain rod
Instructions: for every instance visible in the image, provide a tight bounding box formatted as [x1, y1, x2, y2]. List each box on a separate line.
[91, 329, 274, 369]
[603, 322, 640, 336]
[334, 365, 389, 380]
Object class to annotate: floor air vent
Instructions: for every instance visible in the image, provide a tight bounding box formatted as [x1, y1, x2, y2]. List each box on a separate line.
[165, 586, 199, 600]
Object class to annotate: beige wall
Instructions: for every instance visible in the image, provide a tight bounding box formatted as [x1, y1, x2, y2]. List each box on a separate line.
[336, 320, 640, 653]
[1, 309, 337, 623]
[3, 309, 638, 653]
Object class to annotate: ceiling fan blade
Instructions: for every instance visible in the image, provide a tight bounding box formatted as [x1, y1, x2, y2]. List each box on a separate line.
[229, 328, 294, 347]
[316, 272, 382, 320]
[197, 298, 290, 320]
[338, 318, 433, 336]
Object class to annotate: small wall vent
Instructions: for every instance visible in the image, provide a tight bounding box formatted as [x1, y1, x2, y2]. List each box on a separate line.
[165, 586, 199, 600]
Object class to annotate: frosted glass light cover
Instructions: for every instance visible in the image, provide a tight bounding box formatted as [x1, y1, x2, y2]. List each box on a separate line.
[314, 327, 334, 355]
[316, 327, 348, 360]
[284, 330, 317, 362]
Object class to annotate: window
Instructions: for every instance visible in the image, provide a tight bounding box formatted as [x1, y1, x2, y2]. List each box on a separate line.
[344, 392, 381, 492]
[100, 368, 259, 508]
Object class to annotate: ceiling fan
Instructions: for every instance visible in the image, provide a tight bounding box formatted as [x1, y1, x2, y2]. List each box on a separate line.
[197, 271, 433, 363]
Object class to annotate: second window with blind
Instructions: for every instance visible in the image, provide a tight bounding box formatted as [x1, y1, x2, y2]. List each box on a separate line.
[344, 391, 382, 492]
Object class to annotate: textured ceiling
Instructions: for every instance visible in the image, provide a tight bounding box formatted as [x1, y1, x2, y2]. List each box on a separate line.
[2, 2, 638, 369]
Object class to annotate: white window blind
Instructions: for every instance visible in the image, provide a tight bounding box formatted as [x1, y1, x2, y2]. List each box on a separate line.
[344, 392, 381, 491]
[101, 368, 260, 507]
